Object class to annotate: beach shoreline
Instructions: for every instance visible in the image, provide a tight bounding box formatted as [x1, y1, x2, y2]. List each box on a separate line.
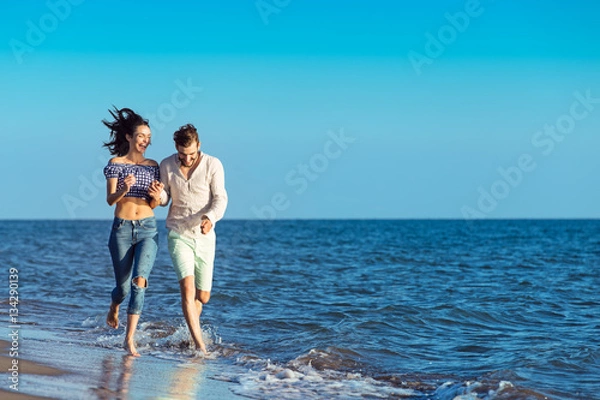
[0, 330, 244, 399]
[0, 339, 65, 399]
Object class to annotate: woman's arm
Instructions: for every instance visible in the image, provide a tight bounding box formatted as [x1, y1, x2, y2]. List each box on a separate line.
[148, 198, 159, 209]
[106, 175, 134, 206]
[147, 181, 164, 209]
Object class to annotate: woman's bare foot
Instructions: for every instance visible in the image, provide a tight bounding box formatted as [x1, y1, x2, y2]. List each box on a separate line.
[106, 303, 119, 329]
[125, 339, 141, 357]
[124, 314, 141, 357]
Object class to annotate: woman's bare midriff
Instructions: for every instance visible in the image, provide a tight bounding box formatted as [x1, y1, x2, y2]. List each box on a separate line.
[114, 197, 155, 220]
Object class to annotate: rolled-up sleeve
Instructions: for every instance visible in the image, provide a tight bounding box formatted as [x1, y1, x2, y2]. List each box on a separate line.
[203, 158, 228, 224]
[159, 159, 171, 207]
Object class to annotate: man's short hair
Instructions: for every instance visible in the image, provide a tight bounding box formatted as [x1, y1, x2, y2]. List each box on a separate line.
[173, 124, 199, 147]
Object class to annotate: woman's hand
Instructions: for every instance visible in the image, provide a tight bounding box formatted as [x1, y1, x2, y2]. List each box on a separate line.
[148, 181, 164, 201]
[123, 174, 136, 193]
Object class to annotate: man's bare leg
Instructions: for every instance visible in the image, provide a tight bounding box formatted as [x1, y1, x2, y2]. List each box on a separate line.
[125, 314, 141, 357]
[195, 298, 205, 354]
[179, 276, 207, 354]
[107, 302, 119, 329]
[196, 290, 211, 353]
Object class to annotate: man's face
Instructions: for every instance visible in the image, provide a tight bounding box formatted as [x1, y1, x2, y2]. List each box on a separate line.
[176, 141, 200, 167]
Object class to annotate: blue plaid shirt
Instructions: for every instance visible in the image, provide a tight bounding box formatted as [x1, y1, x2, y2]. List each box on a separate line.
[103, 163, 160, 202]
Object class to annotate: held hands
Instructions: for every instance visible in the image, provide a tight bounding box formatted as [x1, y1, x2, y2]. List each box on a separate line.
[200, 216, 213, 234]
[148, 180, 164, 201]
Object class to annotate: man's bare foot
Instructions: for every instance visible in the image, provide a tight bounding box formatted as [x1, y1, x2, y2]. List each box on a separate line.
[195, 339, 208, 355]
[106, 303, 119, 329]
[125, 339, 141, 357]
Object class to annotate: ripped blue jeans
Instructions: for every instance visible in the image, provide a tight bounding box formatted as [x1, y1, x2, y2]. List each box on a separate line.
[108, 216, 158, 315]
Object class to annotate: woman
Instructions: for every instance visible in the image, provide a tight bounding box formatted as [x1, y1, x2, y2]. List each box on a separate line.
[102, 107, 164, 357]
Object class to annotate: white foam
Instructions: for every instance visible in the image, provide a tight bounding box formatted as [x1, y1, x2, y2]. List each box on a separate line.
[452, 394, 480, 400]
[498, 380, 515, 392]
[81, 316, 101, 328]
[223, 352, 419, 399]
[435, 379, 518, 400]
[223, 351, 526, 400]
[95, 332, 124, 348]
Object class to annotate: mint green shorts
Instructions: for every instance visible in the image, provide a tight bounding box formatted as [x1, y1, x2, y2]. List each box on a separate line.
[167, 229, 216, 292]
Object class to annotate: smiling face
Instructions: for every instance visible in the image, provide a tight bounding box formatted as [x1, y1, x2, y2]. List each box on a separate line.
[176, 140, 200, 168]
[126, 125, 152, 154]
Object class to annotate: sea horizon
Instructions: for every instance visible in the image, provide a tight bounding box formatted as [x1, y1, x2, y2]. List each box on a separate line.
[2, 217, 600, 221]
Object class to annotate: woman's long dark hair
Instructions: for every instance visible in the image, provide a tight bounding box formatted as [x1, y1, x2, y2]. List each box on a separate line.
[102, 107, 149, 156]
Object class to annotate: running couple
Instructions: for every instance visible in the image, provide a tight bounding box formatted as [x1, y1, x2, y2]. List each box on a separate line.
[102, 107, 228, 357]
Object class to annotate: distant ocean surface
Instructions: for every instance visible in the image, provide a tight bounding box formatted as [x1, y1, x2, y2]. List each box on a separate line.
[1, 219, 598, 399]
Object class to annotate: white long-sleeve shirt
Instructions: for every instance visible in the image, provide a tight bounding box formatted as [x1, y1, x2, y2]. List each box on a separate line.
[159, 152, 228, 238]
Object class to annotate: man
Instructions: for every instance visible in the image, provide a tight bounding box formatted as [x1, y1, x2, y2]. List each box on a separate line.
[159, 123, 228, 354]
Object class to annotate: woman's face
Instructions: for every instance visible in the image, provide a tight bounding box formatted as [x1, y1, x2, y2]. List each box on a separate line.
[127, 125, 152, 154]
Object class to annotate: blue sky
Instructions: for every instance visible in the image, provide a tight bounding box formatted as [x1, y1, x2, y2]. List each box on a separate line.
[1, 0, 599, 220]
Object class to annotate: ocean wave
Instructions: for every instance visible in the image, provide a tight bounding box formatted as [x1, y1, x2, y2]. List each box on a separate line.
[76, 319, 553, 399]
[216, 348, 552, 400]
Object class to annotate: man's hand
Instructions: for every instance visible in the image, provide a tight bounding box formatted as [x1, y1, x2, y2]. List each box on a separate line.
[201, 216, 213, 234]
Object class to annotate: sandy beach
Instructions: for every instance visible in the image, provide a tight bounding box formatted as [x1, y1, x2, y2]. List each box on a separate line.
[0, 330, 244, 399]
[0, 339, 64, 399]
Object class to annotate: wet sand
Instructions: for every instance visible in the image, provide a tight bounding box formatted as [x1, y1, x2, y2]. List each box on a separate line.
[0, 332, 243, 399]
[0, 339, 64, 399]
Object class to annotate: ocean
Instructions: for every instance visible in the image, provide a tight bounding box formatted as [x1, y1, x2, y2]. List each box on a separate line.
[0, 219, 598, 399]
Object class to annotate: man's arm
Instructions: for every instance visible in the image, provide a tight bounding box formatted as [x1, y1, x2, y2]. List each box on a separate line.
[159, 160, 171, 207]
[202, 158, 228, 226]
